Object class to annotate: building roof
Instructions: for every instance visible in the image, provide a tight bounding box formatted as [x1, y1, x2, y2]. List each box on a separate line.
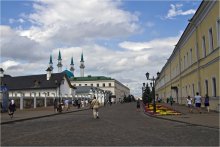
[1, 72, 72, 90]
[71, 75, 113, 81]
[64, 70, 74, 78]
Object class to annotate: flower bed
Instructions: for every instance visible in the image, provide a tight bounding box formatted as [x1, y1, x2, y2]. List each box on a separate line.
[145, 104, 181, 116]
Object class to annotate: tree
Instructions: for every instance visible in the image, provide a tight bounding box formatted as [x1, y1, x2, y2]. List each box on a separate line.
[142, 83, 151, 105]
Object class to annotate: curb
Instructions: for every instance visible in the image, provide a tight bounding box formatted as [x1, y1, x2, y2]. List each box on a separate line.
[1, 108, 91, 125]
[142, 104, 219, 130]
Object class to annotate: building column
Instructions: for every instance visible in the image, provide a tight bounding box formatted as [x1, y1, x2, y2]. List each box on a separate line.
[34, 96, 36, 109]
[44, 96, 47, 107]
[20, 97, 23, 110]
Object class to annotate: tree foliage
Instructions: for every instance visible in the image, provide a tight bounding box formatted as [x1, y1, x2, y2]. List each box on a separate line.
[142, 83, 152, 105]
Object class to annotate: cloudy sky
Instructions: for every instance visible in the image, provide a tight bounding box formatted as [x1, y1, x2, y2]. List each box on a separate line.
[0, 0, 201, 96]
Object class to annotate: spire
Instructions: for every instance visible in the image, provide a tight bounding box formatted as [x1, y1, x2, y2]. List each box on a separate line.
[58, 50, 62, 60]
[80, 51, 84, 62]
[70, 57, 74, 65]
[49, 54, 53, 64]
[57, 50, 63, 72]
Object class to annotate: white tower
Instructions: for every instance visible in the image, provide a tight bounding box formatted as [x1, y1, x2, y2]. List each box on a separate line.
[70, 57, 75, 76]
[57, 50, 63, 73]
[80, 52, 85, 77]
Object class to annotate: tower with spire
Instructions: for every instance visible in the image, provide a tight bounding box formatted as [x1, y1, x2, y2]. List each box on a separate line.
[57, 50, 63, 73]
[70, 57, 75, 76]
[80, 51, 85, 77]
[48, 54, 53, 72]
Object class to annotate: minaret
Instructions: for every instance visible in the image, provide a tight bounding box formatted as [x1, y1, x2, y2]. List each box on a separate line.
[70, 57, 75, 76]
[80, 51, 85, 77]
[49, 54, 53, 72]
[57, 50, 63, 73]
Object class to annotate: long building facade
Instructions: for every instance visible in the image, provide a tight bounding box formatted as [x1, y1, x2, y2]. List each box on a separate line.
[71, 75, 130, 103]
[155, 1, 220, 111]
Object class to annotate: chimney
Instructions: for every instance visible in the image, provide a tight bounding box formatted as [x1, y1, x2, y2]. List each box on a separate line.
[46, 67, 52, 80]
[0, 68, 4, 78]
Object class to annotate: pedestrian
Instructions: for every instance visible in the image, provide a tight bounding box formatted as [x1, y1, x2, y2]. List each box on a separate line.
[8, 99, 16, 119]
[169, 96, 173, 106]
[77, 99, 81, 109]
[204, 94, 210, 112]
[186, 96, 193, 113]
[194, 92, 202, 113]
[64, 99, 69, 111]
[136, 98, 140, 111]
[166, 97, 169, 103]
[54, 99, 58, 112]
[91, 96, 100, 119]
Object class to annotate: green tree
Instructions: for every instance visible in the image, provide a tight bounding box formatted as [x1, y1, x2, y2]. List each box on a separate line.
[142, 83, 151, 105]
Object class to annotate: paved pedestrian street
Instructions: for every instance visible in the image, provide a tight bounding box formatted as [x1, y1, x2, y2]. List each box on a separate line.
[1, 103, 219, 146]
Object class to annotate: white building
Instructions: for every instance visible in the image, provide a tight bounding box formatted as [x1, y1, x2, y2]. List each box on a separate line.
[0, 68, 75, 109]
[71, 75, 130, 103]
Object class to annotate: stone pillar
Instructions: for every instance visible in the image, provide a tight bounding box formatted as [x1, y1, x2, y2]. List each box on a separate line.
[44, 97, 47, 107]
[20, 97, 23, 110]
[34, 96, 36, 108]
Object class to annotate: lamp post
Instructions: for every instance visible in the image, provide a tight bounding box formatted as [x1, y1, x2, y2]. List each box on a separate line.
[146, 72, 159, 113]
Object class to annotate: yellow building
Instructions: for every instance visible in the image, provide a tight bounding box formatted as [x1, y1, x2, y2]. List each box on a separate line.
[155, 0, 220, 111]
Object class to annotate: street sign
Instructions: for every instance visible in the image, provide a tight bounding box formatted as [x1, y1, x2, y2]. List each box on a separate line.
[1, 86, 8, 92]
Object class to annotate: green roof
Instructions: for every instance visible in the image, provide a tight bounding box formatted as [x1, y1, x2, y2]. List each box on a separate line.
[64, 70, 74, 78]
[71, 76, 112, 81]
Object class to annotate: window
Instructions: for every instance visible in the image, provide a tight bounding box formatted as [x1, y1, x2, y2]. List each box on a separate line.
[109, 83, 111, 87]
[103, 83, 105, 87]
[212, 77, 217, 97]
[39, 92, 41, 97]
[205, 80, 208, 95]
[217, 18, 220, 46]
[192, 84, 195, 96]
[184, 56, 185, 69]
[85, 84, 87, 86]
[91, 84, 93, 87]
[97, 84, 99, 87]
[48, 92, 50, 96]
[79, 84, 81, 86]
[202, 36, 206, 57]
[185, 86, 188, 96]
[73, 84, 76, 86]
[208, 28, 214, 52]
[190, 49, 192, 65]
[186, 52, 189, 67]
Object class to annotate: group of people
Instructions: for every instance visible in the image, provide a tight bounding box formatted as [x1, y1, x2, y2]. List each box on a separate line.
[186, 92, 210, 113]
[53, 97, 101, 119]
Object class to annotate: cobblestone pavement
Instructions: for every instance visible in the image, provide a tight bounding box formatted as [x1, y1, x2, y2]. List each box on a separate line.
[1, 102, 219, 146]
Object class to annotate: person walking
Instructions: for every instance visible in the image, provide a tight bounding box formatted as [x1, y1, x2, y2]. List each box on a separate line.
[64, 99, 69, 111]
[91, 96, 100, 119]
[8, 99, 16, 119]
[54, 99, 58, 113]
[194, 92, 202, 113]
[204, 94, 210, 112]
[186, 96, 193, 113]
[136, 98, 141, 111]
[169, 96, 173, 106]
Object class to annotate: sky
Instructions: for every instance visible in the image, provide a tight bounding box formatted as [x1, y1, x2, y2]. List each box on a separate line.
[0, 0, 201, 96]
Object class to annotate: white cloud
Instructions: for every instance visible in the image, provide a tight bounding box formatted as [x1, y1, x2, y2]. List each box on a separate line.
[165, 4, 196, 19]
[0, 25, 48, 62]
[119, 36, 179, 51]
[0, 60, 19, 70]
[9, 18, 25, 24]
[18, 0, 140, 44]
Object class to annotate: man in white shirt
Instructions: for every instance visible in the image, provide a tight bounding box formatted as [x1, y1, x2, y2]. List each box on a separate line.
[194, 92, 202, 113]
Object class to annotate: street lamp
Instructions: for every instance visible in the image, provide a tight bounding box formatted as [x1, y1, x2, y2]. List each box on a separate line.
[146, 72, 156, 113]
